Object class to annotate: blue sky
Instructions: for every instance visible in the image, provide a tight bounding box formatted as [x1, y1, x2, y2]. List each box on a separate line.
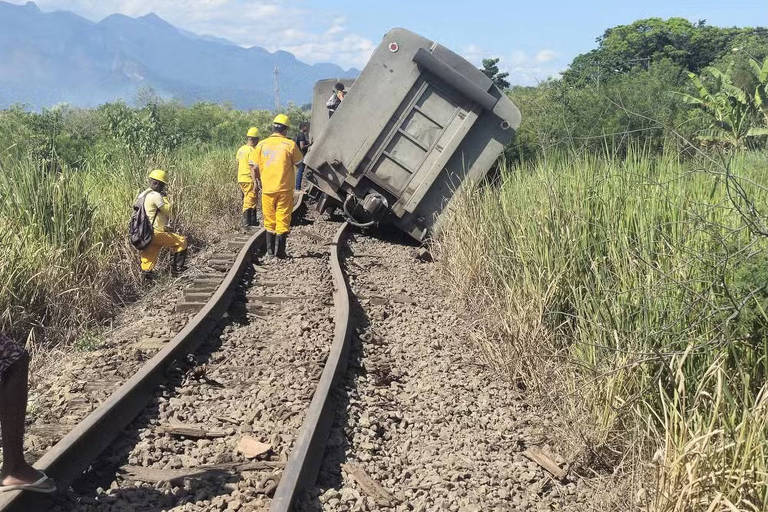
[7, 0, 768, 84]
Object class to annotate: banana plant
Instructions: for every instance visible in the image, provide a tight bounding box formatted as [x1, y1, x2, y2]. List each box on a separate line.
[749, 57, 768, 128]
[678, 66, 767, 148]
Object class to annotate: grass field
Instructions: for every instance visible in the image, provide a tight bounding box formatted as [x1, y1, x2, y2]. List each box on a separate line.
[440, 149, 768, 510]
[0, 146, 240, 347]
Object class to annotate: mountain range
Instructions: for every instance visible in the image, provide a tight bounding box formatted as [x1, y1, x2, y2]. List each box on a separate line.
[0, 1, 358, 109]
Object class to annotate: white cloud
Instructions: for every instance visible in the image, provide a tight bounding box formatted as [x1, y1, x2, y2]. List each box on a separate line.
[462, 44, 565, 86]
[279, 18, 375, 70]
[535, 49, 557, 63]
[9, 0, 372, 69]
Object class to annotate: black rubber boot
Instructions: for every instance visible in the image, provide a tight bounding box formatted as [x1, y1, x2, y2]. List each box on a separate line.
[265, 232, 276, 257]
[242, 210, 250, 228]
[141, 270, 155, 283]
[249, 208, 259, 226]
[275, 233, 288, 259]
[172, 249, 188, 275]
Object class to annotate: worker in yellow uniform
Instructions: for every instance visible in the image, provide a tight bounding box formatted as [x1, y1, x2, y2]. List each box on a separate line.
[236, 127, 260, 227]
[250, 114, 303, 258]
[138, 169, 188, 277]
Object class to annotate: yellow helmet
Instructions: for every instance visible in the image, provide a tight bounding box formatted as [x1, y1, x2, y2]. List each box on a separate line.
[148, 169, 168, 184]
[246, 127, 259, 138]
[273, 114, 290, 127]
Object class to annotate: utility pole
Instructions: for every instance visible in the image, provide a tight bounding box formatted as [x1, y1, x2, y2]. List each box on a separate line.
[273, 65, 280, 111]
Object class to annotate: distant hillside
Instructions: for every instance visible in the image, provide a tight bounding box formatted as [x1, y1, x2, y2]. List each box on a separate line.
[0, 1, 358, 109]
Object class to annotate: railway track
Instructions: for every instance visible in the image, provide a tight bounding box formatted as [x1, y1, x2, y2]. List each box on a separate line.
[0, 194, 357, 512]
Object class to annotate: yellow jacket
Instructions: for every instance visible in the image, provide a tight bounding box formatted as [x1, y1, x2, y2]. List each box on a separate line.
[142, 189, 171, 232]
[236, 143, 255, 183]
[251, 134, 303, 194]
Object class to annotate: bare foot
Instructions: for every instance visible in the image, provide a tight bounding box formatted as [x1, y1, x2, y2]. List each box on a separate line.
[1, 463, 42, 486]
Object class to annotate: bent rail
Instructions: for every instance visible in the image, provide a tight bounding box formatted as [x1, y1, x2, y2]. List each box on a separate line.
[270, 221, 352, 511]
[0, 191, 304, 511]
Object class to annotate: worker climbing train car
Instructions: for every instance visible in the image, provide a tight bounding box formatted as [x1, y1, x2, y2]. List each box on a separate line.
[304, 28, 521, 241]
[309, 78, 355, 144]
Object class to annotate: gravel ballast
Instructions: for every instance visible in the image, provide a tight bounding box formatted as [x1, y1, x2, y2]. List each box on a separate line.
[51, 210, 341, 511]
[300, 229, 596, 511]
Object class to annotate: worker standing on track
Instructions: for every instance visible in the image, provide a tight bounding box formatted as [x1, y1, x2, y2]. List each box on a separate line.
[236, 127, 260, 228]
[138, 169, 188, 278]
[250, 114, 303, 259]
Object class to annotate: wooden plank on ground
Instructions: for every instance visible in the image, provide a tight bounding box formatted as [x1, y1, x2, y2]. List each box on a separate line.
[342, 463, 395, 507]
[155, 424, 228, 438]
[249, 295, 312, 304]
[523, 446, 568, 480]
[120, 461, 284, 484]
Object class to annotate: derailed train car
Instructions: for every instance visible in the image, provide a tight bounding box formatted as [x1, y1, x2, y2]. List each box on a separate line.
[304, 28, 521, 241]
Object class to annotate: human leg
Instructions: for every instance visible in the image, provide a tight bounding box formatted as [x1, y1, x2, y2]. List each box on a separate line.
[142, 233, 187, 274]
[0, 340, 41, 487]
[172, 248, 188, 274]
[265, 231, 276, 257]
[295, 162, 305, 190]
[240, 182, 259, 226]
[140, 239, 163, 272]
[262, 192, 277, 234]
[239, 182, 256, 212]
[153, 232, 187, 253]
[252, 186, 262, 226]
[274, 190, 294, 235]
[262, 193, 277, 257]
[274, 191, 295, 259]
[151, 232, 187, 273]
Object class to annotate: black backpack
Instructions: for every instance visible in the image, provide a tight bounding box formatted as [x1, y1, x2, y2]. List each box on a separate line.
[129, 191, 158, 250]
[326, 91, 341, 111]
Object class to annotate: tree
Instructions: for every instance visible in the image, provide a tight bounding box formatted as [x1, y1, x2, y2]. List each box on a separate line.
[134, 86, 162, 108]
[561, 18, 767, 87]
[481, 58, 510, 90]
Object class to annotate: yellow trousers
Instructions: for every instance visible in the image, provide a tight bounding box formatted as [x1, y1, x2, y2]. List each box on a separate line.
[262, 190, 294, 235]
[140, 231, 188, 271]
[239, 182, 258, 212]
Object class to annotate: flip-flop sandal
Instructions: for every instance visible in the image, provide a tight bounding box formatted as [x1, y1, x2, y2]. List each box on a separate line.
[0, 471, 56, 494]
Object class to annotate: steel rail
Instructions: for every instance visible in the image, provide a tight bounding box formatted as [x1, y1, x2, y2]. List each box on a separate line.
[0, 194, 304, 512]
[271, 221, 352, 511]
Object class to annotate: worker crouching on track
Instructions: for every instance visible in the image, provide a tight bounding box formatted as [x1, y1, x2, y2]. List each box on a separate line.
[138, 170, 188, 278]
[236, 127, 260, 228]
[251, 114, 303, 259]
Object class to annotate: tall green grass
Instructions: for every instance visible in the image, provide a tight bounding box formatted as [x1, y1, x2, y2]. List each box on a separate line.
[0, 146, 240, 345]
[0, 101, 309, 347]
[439, 149, 768, 510]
